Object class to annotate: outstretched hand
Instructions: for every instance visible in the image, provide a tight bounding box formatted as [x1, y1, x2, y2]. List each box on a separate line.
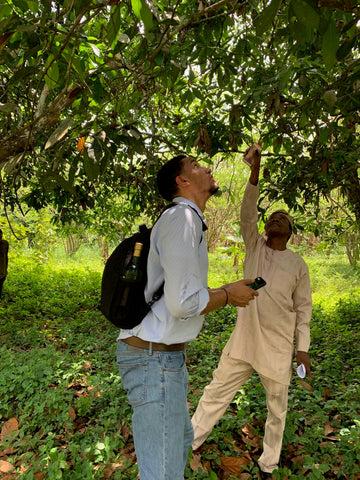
[225, 279, 258, 307]
[244, 141, 262, 166]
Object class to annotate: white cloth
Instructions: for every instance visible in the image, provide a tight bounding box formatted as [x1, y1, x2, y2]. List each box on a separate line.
[117, 197, 210, 345]
[223, 182, 312, 385]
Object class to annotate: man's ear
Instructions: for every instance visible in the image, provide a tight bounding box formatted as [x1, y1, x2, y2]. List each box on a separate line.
[175, 175, 190, 188]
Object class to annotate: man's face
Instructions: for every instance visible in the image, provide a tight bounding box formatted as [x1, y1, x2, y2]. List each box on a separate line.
[180, 157, 219, 196]
[265, 212, 292, 238]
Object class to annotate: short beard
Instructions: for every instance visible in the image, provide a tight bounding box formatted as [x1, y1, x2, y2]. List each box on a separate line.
[210, 183, 220, 196]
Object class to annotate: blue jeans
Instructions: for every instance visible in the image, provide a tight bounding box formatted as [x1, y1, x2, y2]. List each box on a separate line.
[116, 340, 193, 480]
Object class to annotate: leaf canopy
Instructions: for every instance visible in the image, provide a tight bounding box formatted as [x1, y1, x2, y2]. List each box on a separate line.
[0, 0, 359, 237]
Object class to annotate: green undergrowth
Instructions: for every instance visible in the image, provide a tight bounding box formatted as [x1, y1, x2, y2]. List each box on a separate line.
[0, 247, 359, 479]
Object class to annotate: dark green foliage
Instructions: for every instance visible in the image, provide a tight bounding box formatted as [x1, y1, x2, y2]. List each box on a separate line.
[0, 0, 359, 244]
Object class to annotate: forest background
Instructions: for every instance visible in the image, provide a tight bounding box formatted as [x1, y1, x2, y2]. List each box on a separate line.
[0, 0, 360, 479]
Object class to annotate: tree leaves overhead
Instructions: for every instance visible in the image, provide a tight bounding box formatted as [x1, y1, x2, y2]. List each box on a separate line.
[322, 17, 340, 68]
[254, 0, 282, 35]
[45, 118, 74, 150]
[131, 0, 154, 31]
[0, 0, 359, 237]
[292, 0, 319, 30]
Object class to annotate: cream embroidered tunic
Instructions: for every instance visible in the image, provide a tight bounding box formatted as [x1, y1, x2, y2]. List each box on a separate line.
[223, 182, 312, 385]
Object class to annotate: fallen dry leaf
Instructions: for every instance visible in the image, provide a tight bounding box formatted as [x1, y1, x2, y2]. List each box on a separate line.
[241, 434, 261, 448]
[241, 423, 256, 437]
[190, 452, 208, 472]
[34, 472, 45, 479]
[121, 423, 132, 441]
[220, 456, 251, 474]
[0, 447, 15, 457]
[0, 460, 14, 473]
[321, 386, 331, 400]
[299, 380, 313, 392]
[68, 408, 76, 421]
[101, 462, 126, 478]
[324, 420, 336, 436]
[0, 419, 18, 442]
[291, 454, 306, 465]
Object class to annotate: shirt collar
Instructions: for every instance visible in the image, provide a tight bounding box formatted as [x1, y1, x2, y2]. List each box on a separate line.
[173, 197, 205, 220]
[173, 197, 207, 231]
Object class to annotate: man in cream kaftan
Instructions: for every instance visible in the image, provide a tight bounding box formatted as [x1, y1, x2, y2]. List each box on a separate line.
[191, 145, 312, 476]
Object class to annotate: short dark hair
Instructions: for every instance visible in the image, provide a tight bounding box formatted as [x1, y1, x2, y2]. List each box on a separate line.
[156, 155, 187, 202]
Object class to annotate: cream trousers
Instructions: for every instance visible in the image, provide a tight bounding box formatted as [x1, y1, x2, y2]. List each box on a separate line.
[191, 352, 289, 473]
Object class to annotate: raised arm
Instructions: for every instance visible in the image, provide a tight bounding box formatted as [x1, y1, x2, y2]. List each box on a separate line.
[241, 142, 263, 249]
[245, 141, 262, 186]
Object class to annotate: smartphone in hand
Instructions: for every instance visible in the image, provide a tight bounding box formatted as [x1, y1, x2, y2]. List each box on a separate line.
[247, 277, 266, 290]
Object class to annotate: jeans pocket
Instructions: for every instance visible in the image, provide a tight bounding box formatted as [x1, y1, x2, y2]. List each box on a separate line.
[117, 357, 148, 407]
[161, 352, 186, 372]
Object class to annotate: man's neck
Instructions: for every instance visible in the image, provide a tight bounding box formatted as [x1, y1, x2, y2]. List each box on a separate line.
[266, 237, 288, 251]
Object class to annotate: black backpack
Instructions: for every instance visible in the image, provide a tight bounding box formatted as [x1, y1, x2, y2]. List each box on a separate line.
[100, 205, 174, 328]
[100, 231, 160, 329]
[100, 203, 207, 329]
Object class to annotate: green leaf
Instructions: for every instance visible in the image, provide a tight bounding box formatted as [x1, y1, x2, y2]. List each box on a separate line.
[322, 18, 339, 69]
[106, 4, 121, 46]
[90, 43, 101, 58]
[319, 127, 328, 145]
[254, 0, 281, 36]
[71, 56, 86, 81]
[83, 150, 100, 181]
[131, 0, 153, 31]
[217, 66, 224, 88]
[248, 0, 260, 8]
[299, 112, 308, 128]
[27, 1, 40, 13]
[131, 0, 142, 20]
[63, 0, 75, 11]
[12, 0, 29, 12]
[74, 0, 90, 15]
[45, 118, 74, 150]
[292, 0, 319, 30]
[0, 102, 19, 113]
[44, 55, 59, 89]
[93, 137, 104, 162]
[39, 172, 77, 195]
[181, 89, 193, 108]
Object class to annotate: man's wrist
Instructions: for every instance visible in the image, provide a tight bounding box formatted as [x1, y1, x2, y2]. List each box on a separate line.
[220, 287, 228, 306]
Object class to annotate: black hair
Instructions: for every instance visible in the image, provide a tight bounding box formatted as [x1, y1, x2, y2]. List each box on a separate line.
[156, 154, 188, 202]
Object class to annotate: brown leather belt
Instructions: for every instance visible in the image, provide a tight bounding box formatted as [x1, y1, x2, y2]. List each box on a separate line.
[122, 336, 186, 352]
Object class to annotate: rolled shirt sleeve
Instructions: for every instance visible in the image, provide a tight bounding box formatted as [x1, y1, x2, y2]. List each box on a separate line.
[156, 204, 209, 319]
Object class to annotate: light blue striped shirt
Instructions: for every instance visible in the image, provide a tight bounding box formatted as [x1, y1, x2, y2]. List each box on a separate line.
[117, 197, 210, 344]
